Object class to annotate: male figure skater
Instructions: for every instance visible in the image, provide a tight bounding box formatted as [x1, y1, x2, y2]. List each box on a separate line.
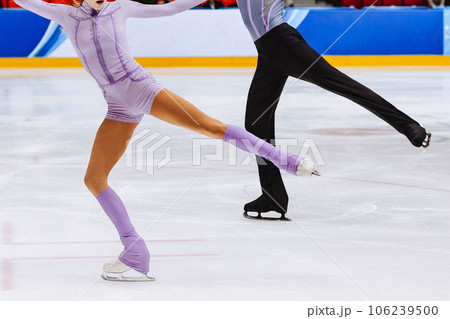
[236, 0, 430, 219]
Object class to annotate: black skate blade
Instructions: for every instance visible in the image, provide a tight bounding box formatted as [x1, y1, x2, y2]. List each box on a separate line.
[312, 169, 321, 176]
[243, 211, 291, 221]
[422, 132, 431, 148]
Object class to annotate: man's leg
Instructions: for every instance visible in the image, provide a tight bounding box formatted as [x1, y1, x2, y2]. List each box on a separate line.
[268, 26, 430, 147]
[244, 55, 290, 214]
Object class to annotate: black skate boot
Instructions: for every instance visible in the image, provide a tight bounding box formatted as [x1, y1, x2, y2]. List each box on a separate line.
[243, 194, 290, 221]
[405, 124, 431, 148]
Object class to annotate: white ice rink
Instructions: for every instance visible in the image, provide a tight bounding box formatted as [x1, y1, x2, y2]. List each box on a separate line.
[0, 67, 449, 300]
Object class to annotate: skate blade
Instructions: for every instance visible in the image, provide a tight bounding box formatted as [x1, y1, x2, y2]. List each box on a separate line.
[312, 169, 321, 176]
[102, 270, 155, 282]
[243, 211, 291, 221]
[422, 132, 431, 148]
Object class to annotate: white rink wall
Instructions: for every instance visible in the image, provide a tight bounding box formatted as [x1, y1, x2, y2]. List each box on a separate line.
[51, 9, 258, 58]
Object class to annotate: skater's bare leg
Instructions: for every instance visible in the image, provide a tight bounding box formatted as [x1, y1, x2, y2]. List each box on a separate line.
[84, 119, 150, 277]
[84, 119, 138, 196]
[150, 88, 226, 139]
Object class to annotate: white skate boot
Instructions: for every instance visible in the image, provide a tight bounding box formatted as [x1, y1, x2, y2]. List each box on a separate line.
[296, 159, 320, 177]
[101, 260, 155, 282]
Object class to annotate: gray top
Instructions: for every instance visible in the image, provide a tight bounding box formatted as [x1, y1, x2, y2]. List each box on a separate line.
[236, 0, 285, 42]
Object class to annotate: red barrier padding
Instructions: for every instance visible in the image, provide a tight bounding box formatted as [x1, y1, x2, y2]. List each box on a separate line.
[403, 0, 427, 5]
[5, 0, 71, 7]
[341, 0, 362, 8]
[383, 0, 403, 5]
[363, 0, 382, 6]
[4, 0, 21, 7]
[222, 0, 237, 6]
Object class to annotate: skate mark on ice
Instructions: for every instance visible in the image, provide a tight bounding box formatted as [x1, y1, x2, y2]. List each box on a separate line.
[301, 202, 377, 223]
[8, 254, 217, 261]
[326, 176, 450, 194]
[1, 259, 13, 291]
[4, 239, 205, 246]
[330, 239, 450, 255]
[2, 222, 12, 245]
[0, 254, 217, 291]
[308, 128, 396, 136]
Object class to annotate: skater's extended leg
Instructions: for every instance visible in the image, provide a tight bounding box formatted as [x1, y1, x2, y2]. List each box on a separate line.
[302, 57, 428, 146]
[84, 119, 150, 276]
[223, 124, 315, 176]
[150, 89, 316, 176]
[150, 88, 227, 139]
[244, 55, 290, 214]
[262, 24, 430, 147]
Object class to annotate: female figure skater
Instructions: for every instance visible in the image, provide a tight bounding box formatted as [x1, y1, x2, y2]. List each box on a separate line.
[233, 0, 431, 218]
[14, 0, 318, 281]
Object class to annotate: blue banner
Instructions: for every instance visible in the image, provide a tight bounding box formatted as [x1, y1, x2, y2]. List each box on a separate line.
[0, 7, 446, 57]
[0, 10, 50, 57]
[297, 7, 443, 55]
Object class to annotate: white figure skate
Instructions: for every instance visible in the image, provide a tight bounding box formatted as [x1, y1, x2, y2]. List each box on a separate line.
[101, 260, 155, 282]
[297, 159, 320, 177]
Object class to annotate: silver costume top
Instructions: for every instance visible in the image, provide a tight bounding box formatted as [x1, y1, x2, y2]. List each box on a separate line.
[236, 0, 285, 41]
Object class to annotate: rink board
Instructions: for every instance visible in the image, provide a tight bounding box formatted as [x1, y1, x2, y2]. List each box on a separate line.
[0, 7, 449, 62]
[2, 56, 450, 68]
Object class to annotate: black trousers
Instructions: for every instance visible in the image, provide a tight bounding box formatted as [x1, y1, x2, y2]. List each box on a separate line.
[244, 23, 420, 207]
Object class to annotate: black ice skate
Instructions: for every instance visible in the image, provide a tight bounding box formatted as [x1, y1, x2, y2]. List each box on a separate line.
[405, 124, 431, 148]
[243, 194, 290, 221]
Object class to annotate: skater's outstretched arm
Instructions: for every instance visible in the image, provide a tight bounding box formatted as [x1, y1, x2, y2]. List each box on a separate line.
[13, 0, 67, 25]
[123, 0, 205, 18]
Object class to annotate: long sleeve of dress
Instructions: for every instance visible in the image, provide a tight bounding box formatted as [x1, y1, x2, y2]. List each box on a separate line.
[13, 0, 66, 25]
[121, 0, 205, 18]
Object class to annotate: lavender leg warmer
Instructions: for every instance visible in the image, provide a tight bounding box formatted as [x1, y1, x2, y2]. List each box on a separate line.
[96, 187, 150, 274]
[222, 124, 301, 175]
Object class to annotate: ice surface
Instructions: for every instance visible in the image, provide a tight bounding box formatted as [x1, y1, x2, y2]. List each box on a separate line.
[0, 67, 449, 300]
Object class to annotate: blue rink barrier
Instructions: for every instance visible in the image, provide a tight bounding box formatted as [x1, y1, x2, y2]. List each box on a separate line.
[0, 6, 449, 57]
[292, 7, 444, 55]
[0, 10, 51, 57]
